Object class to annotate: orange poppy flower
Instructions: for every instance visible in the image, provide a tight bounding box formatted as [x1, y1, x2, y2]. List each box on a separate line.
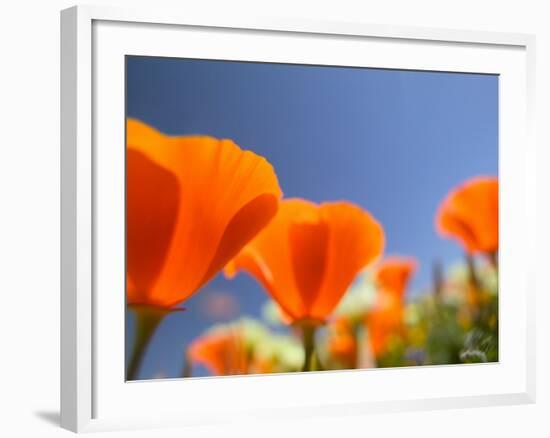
[225, 199, 385, 324]
[188, 327, 249, 376]
[367, 257, 417, 357]
[126, 119, 282, 308]
[250, 357, 275, 375]
[327, 317, 357, 368]
[436, 176, 498, 255]
[367, 314, 396, 358]
[375, 257, 417, 300]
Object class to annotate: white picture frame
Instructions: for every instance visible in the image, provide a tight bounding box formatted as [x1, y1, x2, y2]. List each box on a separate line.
[60, 4, 536, 433]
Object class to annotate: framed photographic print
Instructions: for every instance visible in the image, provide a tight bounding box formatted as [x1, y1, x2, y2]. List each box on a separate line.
[60, 5, 536, 433]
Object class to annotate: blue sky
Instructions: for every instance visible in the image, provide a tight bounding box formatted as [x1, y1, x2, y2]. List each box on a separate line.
[126, 56, 498, 379]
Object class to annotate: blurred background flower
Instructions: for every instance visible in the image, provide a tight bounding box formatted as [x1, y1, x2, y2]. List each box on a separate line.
[366, 257, 417, 362]
[198, 290, 240, 321]
[188, 318, 303, 376]
[436, 176, 498, 262]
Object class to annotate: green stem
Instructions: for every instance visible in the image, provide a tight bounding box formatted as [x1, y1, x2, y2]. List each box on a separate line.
[432, 260, 443, 304]
[488, 251, 499, 296]
[465, 253, 480, 290]
[488, 251, 498, 271]
[127, 306, 167, 381]
[465, 253, 483, 324]
[181, 349, 192, 378]
[352, 321, 361, 369]
[301, 325, 317, 372]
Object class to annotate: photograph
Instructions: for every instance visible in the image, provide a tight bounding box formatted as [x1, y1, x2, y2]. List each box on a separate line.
[125, 56, 498, 381]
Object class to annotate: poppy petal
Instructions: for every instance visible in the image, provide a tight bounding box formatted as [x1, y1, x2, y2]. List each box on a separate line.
[188, 327, 247, 376]
[375, 257, 417, 298]
[288, 219, 330, 310]
[310, 202, 385, 320]
[224, 199, 319, 321]
[126, 149, 180, 305]
[436, 177, 498, 254]
[127, 119, 282, 308]
[226, 199, 384, 323]
[437, 204, 479, 252]
[200, 193, 279, 287]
